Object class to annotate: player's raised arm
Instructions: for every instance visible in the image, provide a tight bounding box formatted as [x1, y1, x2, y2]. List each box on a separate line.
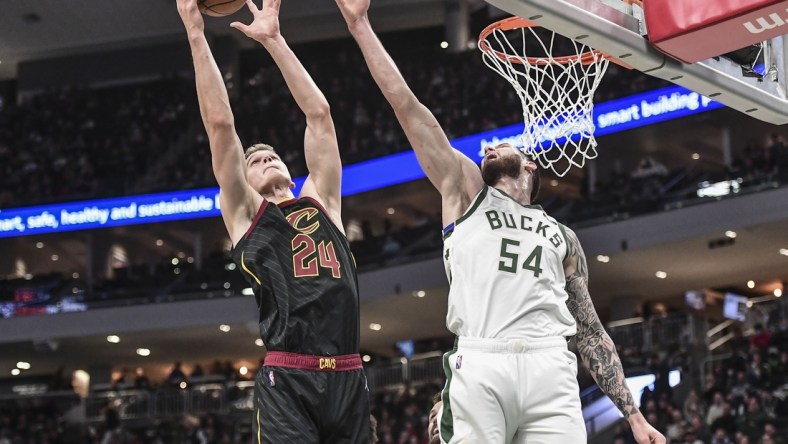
[563, 228, 666, 444]
[336, 0, 483, 223]
[231, 0, 342, 226]
[177, 0, 259, 245]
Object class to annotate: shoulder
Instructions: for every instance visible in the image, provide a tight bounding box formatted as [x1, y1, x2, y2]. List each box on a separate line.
[299, 179, 344, 233]
[559, 225, 576, 248]
[562, 226, 588, 274]
[455, 149, 484, 195]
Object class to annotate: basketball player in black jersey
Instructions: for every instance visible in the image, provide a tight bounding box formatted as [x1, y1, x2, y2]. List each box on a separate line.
[177, 0, 370, 442]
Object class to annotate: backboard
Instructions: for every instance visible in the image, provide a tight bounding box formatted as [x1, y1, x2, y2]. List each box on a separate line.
[484, 0, 788, 125]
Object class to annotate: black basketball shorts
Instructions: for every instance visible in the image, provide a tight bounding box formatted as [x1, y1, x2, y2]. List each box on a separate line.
[252, 352, 370, 444]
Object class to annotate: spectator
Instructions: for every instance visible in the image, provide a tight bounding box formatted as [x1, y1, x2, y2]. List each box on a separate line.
[168, 362, 187, 387]
[707, 391, 727, 426]
[134, 367, 150, 390]
[711, 427, 733, 444]
[683, 389, 706, 423]
[101, 400, 122, 444]
[737, 397, 768, 441]
[710, 402, 737, 437]
[191, 364, 204, 379]
[751, 324, 771, 353]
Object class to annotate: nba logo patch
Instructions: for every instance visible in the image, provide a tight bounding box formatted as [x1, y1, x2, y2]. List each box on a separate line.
[268, 370, 276, 387]
[455, 355, 463, 369]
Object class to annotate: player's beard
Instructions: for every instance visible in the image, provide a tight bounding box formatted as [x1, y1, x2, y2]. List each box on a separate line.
[481, 155, 523, 186]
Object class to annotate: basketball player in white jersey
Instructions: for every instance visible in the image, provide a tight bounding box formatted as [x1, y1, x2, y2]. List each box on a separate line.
[335, 0, 666, 442]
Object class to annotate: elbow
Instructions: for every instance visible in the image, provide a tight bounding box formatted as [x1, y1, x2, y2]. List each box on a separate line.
[305, 102, 331, 121]
[205, 113, 234, 132]
[389, 88, 418, 113]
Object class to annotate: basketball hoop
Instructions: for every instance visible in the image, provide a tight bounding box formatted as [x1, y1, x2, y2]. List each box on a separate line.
[479, 17, 616, 177]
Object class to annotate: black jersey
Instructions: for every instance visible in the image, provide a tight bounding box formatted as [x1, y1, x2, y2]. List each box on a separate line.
[231, 197, 360, 356]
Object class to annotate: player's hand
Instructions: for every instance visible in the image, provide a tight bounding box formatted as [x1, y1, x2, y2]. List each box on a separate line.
[335, 0, 370, 25]
[630, 414, 666, 444]
[231, 0, 281, 44]
[176, 0, 205, 34]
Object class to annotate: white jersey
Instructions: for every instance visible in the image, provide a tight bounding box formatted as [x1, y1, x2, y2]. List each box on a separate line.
[442, 185, 577, 339]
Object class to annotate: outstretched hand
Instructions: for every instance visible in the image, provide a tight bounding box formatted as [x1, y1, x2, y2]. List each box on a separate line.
[335, 0, 370, 25]
[176, 0, 205, 34]
[230, 0, 281, 44]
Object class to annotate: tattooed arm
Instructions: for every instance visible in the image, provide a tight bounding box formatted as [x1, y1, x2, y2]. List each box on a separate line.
[563, 227, 665, 444]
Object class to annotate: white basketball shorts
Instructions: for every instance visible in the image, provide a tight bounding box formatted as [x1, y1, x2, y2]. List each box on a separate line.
[439, 336, 586, 444]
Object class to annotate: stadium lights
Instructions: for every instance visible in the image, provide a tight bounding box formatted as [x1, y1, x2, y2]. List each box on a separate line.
[242, 288, 254, 296]
[255, 339, 264, 347]
[369, 323, 382, 331]
[155, 239, 164, 247]
[362, 355, 371, 363]
[240, 366, 248, 376]
[413, 290, 426, 298]
[780, 248, 788, 256]
[107, 335, 120, 343]
[219, 324, 231, 332]
[72, 272, 80, 279]
[596, 255, 610, 263]
[11, 369, 20, 376]
[440, 41, 449, 49]
[16, 362, 30, 370]
[776, 289, 783, 297]
[136, 348, 151, 357]
[747, 280, 755, 289]
[655, 271, 667, 279]
[725, 231, 737, 238]
[36, 242, 44, 249]
[691, 153, 700, 160]
[51, 254, 59, 261]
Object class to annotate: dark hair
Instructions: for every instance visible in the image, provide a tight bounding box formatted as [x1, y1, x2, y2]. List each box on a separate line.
[432, 392, 442, 404]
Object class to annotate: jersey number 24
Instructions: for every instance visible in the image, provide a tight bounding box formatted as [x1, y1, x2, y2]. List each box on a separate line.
[292, 233, 342, 279]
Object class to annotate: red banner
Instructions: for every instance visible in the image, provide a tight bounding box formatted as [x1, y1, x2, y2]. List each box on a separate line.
[645, 0, 788, 63]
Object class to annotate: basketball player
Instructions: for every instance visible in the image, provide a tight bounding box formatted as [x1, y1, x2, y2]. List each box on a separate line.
[335, 0, 665, 442]
[177, 0, 369, 442]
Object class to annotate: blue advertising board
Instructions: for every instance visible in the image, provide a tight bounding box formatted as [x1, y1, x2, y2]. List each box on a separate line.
[0, 86, 722, 238]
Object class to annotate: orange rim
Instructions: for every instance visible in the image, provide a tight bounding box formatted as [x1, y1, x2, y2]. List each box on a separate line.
[478, 16, 625, 67]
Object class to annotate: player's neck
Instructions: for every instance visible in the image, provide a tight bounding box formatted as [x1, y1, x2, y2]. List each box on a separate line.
[262, 184, 295, 204]
[492, 176, 531, 206]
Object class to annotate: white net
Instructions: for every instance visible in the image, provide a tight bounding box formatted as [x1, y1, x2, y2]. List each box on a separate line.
[479, 19, 610, 177]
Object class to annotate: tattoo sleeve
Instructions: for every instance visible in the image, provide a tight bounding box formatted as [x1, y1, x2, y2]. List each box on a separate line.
[563, 228, 640, 419]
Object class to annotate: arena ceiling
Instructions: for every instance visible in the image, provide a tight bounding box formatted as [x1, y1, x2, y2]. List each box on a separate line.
[0, 0, 461, 81]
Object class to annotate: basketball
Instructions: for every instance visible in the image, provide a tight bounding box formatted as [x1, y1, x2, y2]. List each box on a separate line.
[198, 0, 246, 17]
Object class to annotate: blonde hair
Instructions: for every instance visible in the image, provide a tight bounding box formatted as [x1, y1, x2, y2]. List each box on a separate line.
[244, 143, 277, 160]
